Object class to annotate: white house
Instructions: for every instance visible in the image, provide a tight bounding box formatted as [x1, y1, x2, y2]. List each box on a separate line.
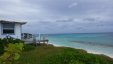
[0, 20, 26, 39]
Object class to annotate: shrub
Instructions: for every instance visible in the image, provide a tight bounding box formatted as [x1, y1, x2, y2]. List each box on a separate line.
[24, 44, 35, 51]
[0, 43, 24, 64]
[41, 47, 113, 64]
[0, 38, 24, 55]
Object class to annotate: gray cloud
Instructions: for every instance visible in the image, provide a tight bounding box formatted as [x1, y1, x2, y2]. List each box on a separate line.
[0, 0, 113, 33]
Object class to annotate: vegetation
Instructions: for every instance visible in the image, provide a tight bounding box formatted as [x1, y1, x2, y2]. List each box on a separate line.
[0, 38, 24, 64]
[0, 43, 24, 64]
[24, 44, 35, 51]
[1, 38, 113, 64]
[15, 44, 113, 64]
[0, 38, 24, 55]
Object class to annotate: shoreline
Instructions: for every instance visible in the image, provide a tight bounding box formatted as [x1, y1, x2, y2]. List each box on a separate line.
[87, 50, 113, 58]
[49, 43, 113, 59]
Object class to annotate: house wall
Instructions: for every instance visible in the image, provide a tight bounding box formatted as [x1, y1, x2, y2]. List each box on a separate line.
[15, 23, 22, 39]
[0, 23, 22, 39]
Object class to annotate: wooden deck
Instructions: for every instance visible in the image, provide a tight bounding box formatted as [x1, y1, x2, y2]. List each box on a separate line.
[22, 38, 49, 45]
[37, 40, 49, 44]
[22, 34, 49, 46]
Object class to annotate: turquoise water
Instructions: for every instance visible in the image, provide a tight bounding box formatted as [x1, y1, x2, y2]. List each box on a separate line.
[46, 33, 113, 58]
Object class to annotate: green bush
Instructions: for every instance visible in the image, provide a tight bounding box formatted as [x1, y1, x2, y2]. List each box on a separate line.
[24, 44, 35, 51]
[41, 52, 113, 64]
[0, 43, 24, 64]
[0, 38, 6, 55]
[0, 38, 24, 55]
[14, 44, 113, 64]
[40, 47, 113, 64]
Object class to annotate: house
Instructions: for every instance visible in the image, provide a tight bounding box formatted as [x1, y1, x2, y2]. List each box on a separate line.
[0, 20, 26, 39]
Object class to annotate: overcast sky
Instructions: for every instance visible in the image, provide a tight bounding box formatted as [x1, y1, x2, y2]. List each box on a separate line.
[0, 0, 113, 34]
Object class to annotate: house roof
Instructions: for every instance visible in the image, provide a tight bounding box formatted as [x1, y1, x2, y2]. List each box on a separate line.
[0, 20, 27, 25]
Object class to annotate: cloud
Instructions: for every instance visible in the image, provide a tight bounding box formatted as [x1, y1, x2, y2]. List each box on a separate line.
[68, 2, 78, 8]
[0, 0, 113, 33]
[0, 0, 40, 21]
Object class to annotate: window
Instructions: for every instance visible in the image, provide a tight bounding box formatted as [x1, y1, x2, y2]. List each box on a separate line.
[2, 23, 15, 34]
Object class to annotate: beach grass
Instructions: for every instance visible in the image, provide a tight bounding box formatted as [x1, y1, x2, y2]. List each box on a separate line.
[15, 44, 113, 64]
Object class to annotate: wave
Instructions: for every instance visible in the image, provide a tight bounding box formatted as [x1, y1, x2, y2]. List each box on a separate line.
[71, 41, 113, 48]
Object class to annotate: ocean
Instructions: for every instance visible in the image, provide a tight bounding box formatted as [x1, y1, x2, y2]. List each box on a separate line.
[39, 33, 113, 58]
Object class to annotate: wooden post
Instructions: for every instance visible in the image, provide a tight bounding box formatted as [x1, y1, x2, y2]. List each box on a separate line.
[33, 35, 37, 46]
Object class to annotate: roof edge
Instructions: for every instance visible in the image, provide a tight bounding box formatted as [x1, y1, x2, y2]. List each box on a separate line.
[0, 20, 27, 24]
